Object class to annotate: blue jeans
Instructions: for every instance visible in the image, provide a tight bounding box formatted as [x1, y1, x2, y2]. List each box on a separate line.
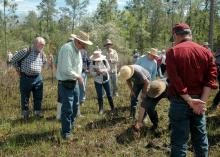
[79, 72, 88, 103]
[131, 83, 143, 110]
[59, 81, 79, 139]
[94, 81, 114, 109]
[109, 72, 118, 95]
[20, 74, 43, 111]
[169, 96, 208, 157]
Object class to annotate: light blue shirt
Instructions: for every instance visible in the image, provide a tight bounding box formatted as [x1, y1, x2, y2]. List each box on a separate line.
[135, 55, 157, 80]
[56, 41, 82, 81]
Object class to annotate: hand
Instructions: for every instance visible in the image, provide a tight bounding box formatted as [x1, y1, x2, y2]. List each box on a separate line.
[188, 99, 206, 115]
[77, 76, 83, 85]
[133, 122, 143, 132]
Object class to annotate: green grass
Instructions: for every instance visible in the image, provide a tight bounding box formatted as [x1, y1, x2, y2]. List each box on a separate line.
[0, 68, 220, 157]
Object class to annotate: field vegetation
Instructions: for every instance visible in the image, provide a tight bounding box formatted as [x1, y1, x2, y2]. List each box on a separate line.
[0, 63, 220, 157]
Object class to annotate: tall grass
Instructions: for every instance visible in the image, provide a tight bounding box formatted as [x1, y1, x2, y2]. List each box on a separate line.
[0, 64, 220, 157]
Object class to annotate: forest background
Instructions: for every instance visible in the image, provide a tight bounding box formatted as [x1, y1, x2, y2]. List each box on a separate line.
[0, 0, 220, 61]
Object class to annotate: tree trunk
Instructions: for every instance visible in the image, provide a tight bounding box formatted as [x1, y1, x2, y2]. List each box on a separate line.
[4, 0, 7, 55]
[209, 0, 215, 50]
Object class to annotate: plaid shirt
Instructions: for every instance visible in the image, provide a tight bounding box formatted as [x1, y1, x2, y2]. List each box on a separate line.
[11, 48, 47, 75]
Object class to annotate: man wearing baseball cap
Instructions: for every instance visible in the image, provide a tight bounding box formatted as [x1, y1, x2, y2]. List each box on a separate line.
[166, 23, 217, 157]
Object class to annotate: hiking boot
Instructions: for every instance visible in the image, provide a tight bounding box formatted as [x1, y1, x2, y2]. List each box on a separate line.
[129, 107, 136, 120]
[22, 110, 29, 121]
[34, 111, 43, 118]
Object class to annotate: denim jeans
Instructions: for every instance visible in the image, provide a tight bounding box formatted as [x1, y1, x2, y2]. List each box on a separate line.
[94, 81, 113, 109]
[59, 81, 79, 139]
[141, 90, 167, 126]
[131, 83, 143, 110]
[109, 72, 118, 95]
[169, 96, 208, 157]
[79, 71, 88, 103]
[20, 74, 43, 111]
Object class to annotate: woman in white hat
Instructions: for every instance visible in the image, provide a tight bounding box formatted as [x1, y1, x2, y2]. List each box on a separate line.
[90, 50, 115, 114]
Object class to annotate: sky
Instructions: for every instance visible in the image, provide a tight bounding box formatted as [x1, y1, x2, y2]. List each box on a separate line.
[0, 0, 128, 17]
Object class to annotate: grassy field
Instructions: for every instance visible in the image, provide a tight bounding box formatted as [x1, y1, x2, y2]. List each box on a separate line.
[0, 66, 220, 157]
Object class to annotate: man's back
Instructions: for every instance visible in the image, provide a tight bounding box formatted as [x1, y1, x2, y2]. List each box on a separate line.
[166, 40, 217, 96]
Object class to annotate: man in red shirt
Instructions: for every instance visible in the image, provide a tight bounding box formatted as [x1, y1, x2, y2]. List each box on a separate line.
[166, 23, 217, 157]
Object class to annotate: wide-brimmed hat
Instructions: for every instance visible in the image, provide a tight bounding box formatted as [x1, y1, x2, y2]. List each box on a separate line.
[147, 48, 159, 58]
[90, 50, 106, 61]
[147, 80, 166, 98]
[118, 65, 134, 81]
[104, 39, 113, 46]
[70, 31, 93, 45]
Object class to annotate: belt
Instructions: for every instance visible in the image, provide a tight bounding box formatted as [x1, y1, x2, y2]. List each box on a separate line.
[60, 80, 76, 83]
[21, 72, 39, 78]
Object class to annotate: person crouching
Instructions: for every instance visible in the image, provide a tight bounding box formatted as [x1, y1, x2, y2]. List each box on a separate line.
[90, 50, 115, 114]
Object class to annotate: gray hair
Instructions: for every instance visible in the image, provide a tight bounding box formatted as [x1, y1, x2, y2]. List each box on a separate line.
[33, 37, 46, 46]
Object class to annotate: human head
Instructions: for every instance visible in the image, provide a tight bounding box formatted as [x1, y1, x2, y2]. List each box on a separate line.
[104, 39, 113, 49]
[172, 23, 192, 44]
[90, 50, 106, 62]
[118, 65, 134, 81]
[70, 31, 93, 49]
[147, 80, 166, 98]
[147, 48, 159, 60]
[33, 37, 45, 52]
[161, 49, 166, 54]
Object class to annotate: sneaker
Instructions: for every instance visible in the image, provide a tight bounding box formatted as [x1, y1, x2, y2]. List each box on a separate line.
[62, 134, 74, 142]
[34, 111, 43, 118]
[80, 102, 85, 106]
[114, 93, 119, 97]
[22, 110, 29, 121]
[99, 109, 104, 115]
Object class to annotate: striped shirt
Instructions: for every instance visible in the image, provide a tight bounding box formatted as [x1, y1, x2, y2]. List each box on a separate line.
[11, 48, 47, 75]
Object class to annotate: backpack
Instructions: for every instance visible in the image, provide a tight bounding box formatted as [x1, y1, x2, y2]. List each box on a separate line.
[17, 47, 31, 71]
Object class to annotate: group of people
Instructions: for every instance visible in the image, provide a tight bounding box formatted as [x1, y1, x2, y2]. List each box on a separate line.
[9, 22, 220, 157]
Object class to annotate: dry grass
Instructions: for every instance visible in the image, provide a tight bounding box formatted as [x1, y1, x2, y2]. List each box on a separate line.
[0, 66, 220, 157]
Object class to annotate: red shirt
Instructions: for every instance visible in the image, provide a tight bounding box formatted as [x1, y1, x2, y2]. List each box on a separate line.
[166, 40, 217, 97]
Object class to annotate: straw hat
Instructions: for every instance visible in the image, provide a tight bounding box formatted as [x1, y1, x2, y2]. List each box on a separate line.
[70, 31, 93, 45]
[147, 80, 166, 98]
[90, 50, 106, 61]
[147, 48, 159, 58]
[104, 39, 113, 46]
[118, 65, 134, 81]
